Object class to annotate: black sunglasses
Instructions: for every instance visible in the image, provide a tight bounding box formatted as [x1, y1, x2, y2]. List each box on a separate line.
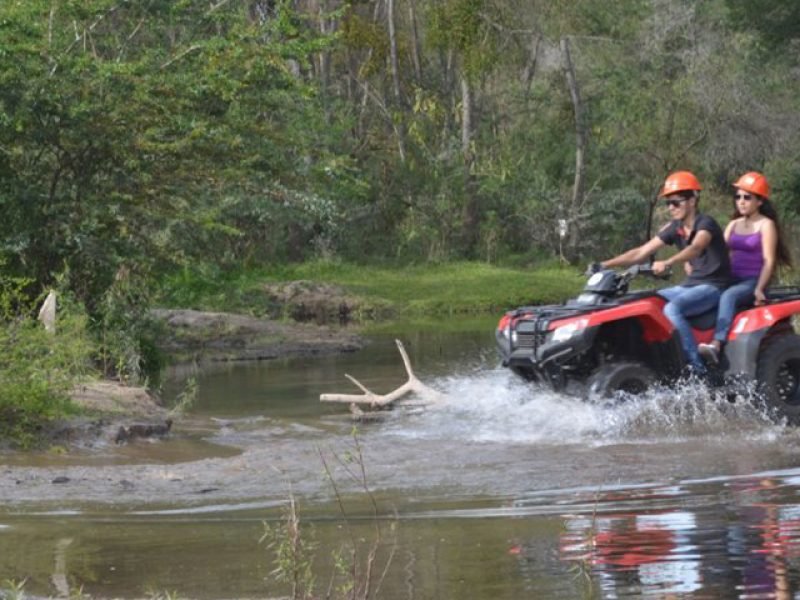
[734, 193, 754, 201]
[664, 198, 688, 208]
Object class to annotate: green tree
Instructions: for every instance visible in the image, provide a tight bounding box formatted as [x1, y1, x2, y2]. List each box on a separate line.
[0, 1, 345, 299]
[726, 0, 800, 49]
[0, 0, 359, 379]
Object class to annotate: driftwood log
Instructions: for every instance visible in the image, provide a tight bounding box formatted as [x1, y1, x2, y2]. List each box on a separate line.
[320, 339, 443, 417]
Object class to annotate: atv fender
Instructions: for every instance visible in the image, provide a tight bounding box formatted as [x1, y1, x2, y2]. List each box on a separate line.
[544, 297, 675, 345]
[728, 300, 800, 342]
[724, 330, 766, 379]
[537, 325, 600, 369]
[725, 312, 798, 379]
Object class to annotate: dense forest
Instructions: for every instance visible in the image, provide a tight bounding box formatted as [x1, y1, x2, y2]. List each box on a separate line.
[1, 1, 799, 408]
[4, 0, 800, 287]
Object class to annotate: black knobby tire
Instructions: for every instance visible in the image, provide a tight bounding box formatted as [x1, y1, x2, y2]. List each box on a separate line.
[756, 334, 800, 424]
[587, 361, 656, 399]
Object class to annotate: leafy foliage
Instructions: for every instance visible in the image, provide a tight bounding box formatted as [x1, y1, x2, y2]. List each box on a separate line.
[725, 0, 800, 50]
[0, 0, 347, 300]
[0, 280, 95, 447]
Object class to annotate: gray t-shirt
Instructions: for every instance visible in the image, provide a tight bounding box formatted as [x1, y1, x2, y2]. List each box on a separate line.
[657, 213, 731, 288]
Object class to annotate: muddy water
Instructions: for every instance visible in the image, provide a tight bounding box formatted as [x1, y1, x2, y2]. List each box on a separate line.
[4, 325, 800, 598]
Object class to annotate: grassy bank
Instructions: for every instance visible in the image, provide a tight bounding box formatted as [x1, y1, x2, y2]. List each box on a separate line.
[158, 260, 587, 320]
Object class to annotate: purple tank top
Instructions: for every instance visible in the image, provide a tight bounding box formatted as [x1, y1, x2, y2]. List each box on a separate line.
[729, 230, 763, 279]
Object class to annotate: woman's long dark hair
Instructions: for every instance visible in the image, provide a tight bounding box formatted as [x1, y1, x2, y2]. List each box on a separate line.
[731, 195, 792, 267]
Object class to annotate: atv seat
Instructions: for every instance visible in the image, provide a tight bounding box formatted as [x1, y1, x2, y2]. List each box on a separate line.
[683, 286, 799, 331]
[686, 302, 758, 331]
[687, 308, 717, 331]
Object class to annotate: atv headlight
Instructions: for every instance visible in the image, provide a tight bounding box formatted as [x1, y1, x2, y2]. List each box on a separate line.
[551, 318, 589, 343]
[499, 324, 518, 345]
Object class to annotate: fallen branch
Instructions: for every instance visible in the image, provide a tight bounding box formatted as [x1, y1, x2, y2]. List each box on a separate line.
[320, 339, 443, 412]
[160, 44, 203, 69]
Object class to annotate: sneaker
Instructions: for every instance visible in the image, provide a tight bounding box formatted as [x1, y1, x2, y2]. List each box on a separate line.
[698, 343, 719, 365]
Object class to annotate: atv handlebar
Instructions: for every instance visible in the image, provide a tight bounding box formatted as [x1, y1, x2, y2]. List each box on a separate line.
[581, 262, 672, 298]
[585, 262, 671, 281]
[623, 263, 672, 281]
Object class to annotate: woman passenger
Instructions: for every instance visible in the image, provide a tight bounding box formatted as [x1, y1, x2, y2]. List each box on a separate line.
[698, 172, 792, 364]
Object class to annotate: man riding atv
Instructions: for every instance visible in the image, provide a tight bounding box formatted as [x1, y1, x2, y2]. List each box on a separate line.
[595, 171, 730, 375]
[496, 171, 800, 423]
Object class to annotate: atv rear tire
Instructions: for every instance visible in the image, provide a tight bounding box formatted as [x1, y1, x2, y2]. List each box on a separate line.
[756, 334, 800, 424]
[587, 362, 655, 399]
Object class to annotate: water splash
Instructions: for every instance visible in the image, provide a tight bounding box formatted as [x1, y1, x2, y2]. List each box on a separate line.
[381, 369, 787, 445]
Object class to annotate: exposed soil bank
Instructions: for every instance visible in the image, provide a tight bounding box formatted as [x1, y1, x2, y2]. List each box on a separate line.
[263, 279, 393, 323]
[46, 380, 172, 451]
[71, 381, 168, 418]
[152, 307, 364, 362]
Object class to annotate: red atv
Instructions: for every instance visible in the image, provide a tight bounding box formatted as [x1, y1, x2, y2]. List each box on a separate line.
[496, 265, 800, 423]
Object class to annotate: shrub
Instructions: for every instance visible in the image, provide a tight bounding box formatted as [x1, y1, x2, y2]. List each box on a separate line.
[95, 267, 164, 385]
[0, 279, 96, 447]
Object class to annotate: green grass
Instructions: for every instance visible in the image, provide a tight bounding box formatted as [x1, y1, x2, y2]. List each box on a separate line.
[158, 260, 586, 319]
[275, 261, 584, 313]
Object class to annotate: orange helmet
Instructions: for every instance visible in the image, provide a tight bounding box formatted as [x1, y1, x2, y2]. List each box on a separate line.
[733, 171, 770, 199]
[660, 171, 703, 197]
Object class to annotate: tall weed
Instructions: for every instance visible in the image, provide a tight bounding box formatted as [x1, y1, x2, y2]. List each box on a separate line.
[96, 266, 164, 384]
[262, 430, 397, 600]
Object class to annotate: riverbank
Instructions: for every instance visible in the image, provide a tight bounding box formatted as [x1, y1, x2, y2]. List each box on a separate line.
[37, 262, 584, 450]
[57, 305, 366, 448]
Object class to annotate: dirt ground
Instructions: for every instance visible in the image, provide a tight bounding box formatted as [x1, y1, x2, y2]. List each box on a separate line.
[71, 380, 168, 418]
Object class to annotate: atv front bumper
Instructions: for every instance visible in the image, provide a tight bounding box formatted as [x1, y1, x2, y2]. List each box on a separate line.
[496, 323, 600, 387]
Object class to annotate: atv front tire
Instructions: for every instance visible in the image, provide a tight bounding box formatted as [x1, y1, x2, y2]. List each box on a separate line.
[587, 361, 655, 399]
[756, 334, 800, 424]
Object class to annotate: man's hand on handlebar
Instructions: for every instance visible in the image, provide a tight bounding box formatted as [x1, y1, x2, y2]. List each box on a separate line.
[645, 261, 673, 279]
[651, 260, 670, 276]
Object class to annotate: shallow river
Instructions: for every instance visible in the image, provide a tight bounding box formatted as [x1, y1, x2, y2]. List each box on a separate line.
[4, 324, 800, 598]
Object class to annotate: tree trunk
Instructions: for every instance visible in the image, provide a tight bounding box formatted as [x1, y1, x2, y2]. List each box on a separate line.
[521, 33, 540, 95]
[560, 37, 588, 261]
[461, 75, 479, 256]
[387, 0, 401, 101]
[461, 75, 472, 158]
[408, 0, 422, 83]
[317, 0, 329, 89]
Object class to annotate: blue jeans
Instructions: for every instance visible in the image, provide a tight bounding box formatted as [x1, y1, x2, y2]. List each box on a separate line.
[658, 284, 721, 372]
[713, 278, 757, 343]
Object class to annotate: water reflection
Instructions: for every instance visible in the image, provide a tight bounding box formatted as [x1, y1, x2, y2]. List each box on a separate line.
[555, 475, 800, 599]
[727, 478, 798, 600]
[7, 474, 800, 598]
